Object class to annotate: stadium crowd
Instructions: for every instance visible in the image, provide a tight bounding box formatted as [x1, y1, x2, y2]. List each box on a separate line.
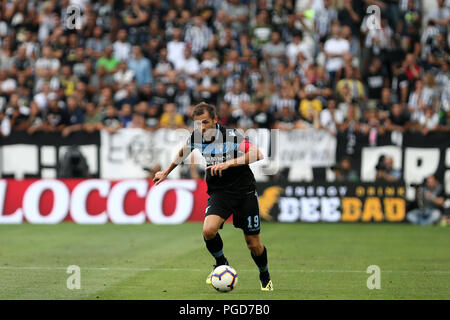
[0, 0, 449, 139]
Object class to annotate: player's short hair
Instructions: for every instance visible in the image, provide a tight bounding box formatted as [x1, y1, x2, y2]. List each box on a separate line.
[192, 102, 217, 119]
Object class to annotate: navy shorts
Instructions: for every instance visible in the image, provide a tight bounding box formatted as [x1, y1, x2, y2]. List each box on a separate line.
[205, 190, 261, 235]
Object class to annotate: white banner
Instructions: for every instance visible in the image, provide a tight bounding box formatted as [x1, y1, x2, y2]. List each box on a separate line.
[100, 128, 190, 179]
[277, 129, 336, 168]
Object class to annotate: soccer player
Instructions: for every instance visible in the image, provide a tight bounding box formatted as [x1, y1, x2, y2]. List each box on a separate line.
[153, 102, 273, 291]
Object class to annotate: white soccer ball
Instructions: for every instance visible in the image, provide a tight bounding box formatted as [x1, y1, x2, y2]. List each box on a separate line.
[211, 265, 238, 292]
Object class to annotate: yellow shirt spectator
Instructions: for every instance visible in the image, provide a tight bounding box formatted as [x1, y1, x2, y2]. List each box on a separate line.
[299, 98, 323, 119]
[160, 112, 185, 128]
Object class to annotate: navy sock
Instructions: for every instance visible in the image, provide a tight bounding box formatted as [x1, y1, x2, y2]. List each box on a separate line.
[251, 246, 270, 281]
[204, 233, 228, 266]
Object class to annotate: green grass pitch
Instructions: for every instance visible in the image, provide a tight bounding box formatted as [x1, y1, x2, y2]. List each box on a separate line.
[0, 222, 448, 299]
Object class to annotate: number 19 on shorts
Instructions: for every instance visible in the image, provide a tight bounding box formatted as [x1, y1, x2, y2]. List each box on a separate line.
[247, 215, 259, 229]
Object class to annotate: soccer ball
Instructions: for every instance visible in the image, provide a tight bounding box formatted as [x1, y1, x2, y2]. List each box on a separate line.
[211, 265, 238, 292]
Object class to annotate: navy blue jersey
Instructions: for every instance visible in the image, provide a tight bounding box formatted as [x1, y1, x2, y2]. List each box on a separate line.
[187, 124, 256, 195]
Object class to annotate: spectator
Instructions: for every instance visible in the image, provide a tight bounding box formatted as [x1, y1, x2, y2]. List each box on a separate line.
[5, 93, 29, 131]
[175, 79, 194, 115]
[320, 98, 344, 136]
[385, 103, 411, 133]
[364, 57, 389, 102]
[360, 106, 386, 146]
[160, 103, 185, 129]
[224, 79, 250, 111]
[184, 15, 212, 57]
[167, 27, 186, 67]
[113, 29, 132, 62]
[336, 65, 366, 102]
[315, 0, 338, 43]
[338, 0, 361, 36]
[299, 84, 323, 119]
[407, 175, 445, 225]
[96, 45, 120, 85]
[83, 102, 102, 133]
[375, 155, 402, 182]
[324, 22, 350, 86]
[221, 0, 248, 35]
[119, 103, 133, 128]
[153, 47, 175, 83]
[196, 62, 220, 106]
[253, 97, 275, 129]
[99, 104, 122, 134]
[62, 96, 84, 137]
[145, 103, 160, 131]
[174, 45, 200, 89]
[333, 157, 359, 182]
[251, 10, 273, 48]
[86, 26, 111, 60]
[262, 31, 286, 74]
[426, 0, 450, 35]
[127, 46, 153, 88]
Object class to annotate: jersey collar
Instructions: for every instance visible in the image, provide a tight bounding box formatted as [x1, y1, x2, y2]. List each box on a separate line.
[203, 123, 220, 143]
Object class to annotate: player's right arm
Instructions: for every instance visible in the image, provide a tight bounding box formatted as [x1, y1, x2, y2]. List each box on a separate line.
[153, 144, 192, 185]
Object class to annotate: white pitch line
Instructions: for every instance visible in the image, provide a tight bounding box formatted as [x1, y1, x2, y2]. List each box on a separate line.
[0, 266, 449, 274]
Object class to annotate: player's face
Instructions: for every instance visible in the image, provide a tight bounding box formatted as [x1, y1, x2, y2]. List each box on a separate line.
[194, 111, 217, 139]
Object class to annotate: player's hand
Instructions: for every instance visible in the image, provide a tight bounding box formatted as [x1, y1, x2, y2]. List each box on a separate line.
[153, 170, 168, 185]
[206, 162, 230, 177]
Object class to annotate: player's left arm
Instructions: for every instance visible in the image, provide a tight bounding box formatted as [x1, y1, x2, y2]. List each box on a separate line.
[207, 140, 264, 177]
